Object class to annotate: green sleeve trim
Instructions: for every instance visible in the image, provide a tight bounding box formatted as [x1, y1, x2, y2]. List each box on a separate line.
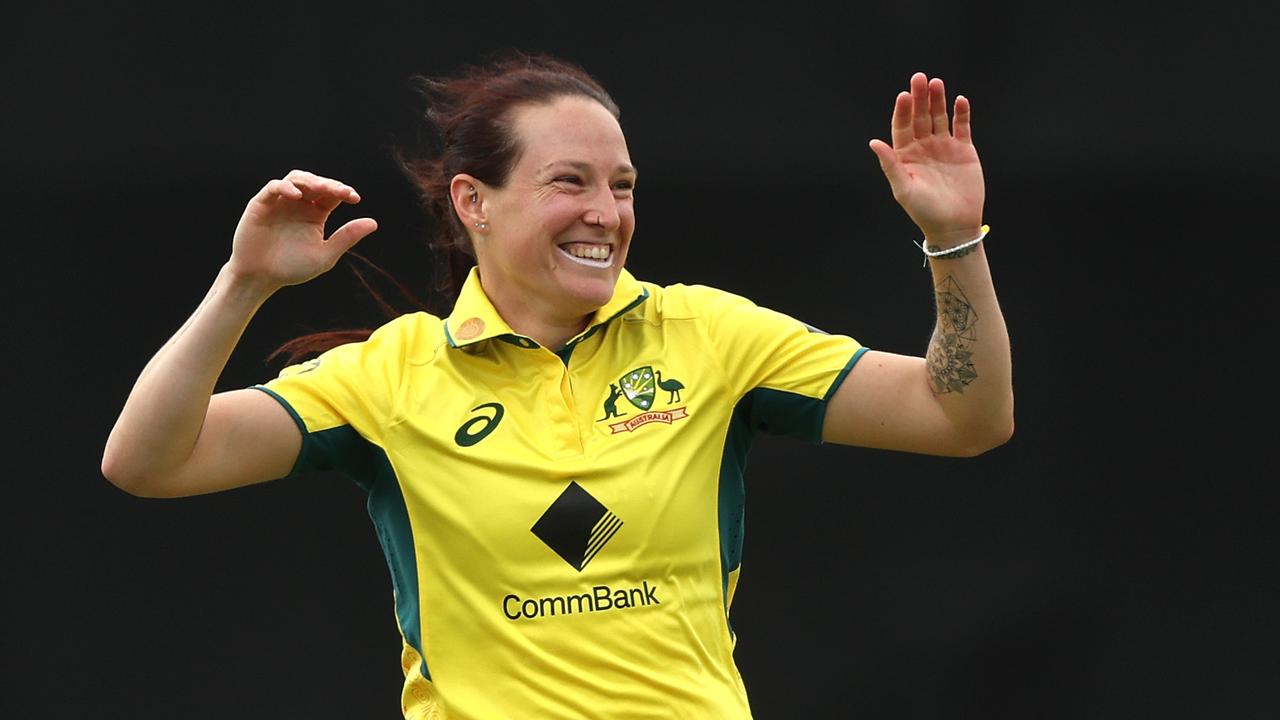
[251, 384, 305, 432]
[250, 384, 311, 477]
[823, 346, 868, 402]
[736, 347, 871, 444]
[813, 346, 869, 444]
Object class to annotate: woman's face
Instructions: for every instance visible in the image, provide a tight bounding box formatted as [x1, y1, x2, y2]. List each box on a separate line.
[473, 95, 637, 324]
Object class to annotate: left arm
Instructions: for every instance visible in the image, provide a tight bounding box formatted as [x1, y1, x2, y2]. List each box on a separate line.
[823, 72, 1013, 456]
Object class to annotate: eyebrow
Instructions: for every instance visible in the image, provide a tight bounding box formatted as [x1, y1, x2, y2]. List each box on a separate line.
[540, 160, 638, 176]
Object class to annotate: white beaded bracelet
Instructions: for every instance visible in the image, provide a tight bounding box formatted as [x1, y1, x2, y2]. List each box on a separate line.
[913, 224, 990, 267]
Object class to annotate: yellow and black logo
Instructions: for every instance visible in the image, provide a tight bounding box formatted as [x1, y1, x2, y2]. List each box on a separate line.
[531, 481, 623, 571]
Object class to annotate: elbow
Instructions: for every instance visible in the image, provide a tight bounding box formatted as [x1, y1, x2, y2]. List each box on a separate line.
[976, 417, 1015, 456]
[100, 451, 168, 498]
[952, 412, 1015, 458]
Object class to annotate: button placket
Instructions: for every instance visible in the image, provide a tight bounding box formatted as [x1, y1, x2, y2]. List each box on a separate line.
[541, 353, 582, 457]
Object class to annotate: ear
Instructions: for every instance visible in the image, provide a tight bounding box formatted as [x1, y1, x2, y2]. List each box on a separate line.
[449, 174, 488, 231]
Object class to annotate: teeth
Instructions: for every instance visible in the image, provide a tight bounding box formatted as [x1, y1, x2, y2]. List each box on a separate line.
[558, 244, 613, 268]
[567, 245, 609, 259]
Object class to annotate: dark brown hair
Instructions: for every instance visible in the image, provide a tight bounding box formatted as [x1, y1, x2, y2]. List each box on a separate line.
[268, 51, 622, 366]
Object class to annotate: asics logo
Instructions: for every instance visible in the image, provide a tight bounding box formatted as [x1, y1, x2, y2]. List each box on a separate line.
[455, 402, 504, 447]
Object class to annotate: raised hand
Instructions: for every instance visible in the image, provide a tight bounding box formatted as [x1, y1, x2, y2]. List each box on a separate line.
[869, 73, 985, 245]
[228, 169, 378, 291]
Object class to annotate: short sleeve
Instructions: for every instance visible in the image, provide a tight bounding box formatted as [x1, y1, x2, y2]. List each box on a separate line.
[682, 285, 867, 442]
[251, 315, 413, 478]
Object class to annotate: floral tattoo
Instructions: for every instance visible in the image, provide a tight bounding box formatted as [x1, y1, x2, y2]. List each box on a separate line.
[927, 275, 978, 394]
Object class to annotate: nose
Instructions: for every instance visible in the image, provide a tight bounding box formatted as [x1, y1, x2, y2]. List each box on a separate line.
[583, 185, 622, 232]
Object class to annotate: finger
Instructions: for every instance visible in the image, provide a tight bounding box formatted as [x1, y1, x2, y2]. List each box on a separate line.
[285, 170, 357, 204]
[869, 139, 908, 200]
[929, 77, 949, 136]
[307, 184, 361, 214]
[284, 168, 320, 184]
[889, 91, 913, 149]
[326, 217, 378, 254]
[954, 95, 973, 143]
[910, 72, 931, 139]
[302, 183, 360, 213]
[259, 179, 303, 202]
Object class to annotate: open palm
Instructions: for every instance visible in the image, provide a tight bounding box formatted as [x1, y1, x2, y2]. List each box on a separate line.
[870, 73, 985, 243]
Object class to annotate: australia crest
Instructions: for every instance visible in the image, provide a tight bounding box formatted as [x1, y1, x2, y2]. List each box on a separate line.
[620, 366, 657, 411]
[599, 365, 688, 433]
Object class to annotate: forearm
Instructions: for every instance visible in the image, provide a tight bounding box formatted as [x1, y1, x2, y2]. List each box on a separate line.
[922, 231, 1013, 449]
[102, 263, 277, 488]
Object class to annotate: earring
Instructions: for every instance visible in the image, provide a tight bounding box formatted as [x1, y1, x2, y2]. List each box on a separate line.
[474, 221, 488, 230]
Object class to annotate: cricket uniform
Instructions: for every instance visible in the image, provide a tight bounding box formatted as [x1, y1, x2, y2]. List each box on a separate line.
[254, 267, 866, 719]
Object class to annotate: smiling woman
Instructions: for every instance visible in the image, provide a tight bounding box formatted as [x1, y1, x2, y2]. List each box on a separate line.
[100, 51, 1013, 719]
[451, 95, 638, 345]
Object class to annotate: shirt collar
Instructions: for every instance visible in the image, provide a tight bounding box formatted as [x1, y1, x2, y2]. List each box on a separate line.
[443, 267, 649, 350]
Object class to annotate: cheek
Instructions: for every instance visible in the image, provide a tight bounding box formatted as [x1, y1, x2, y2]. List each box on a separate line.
[538, 195, 585, 227]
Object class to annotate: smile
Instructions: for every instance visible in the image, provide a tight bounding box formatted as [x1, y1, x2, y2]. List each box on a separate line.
[557, 243, 613, 268]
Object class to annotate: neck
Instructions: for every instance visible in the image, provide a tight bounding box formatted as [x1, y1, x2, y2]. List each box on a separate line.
[513, 312, 592, 351]
[479, 277, 594, 351]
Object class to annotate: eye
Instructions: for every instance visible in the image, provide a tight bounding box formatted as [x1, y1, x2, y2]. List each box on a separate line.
[554, 175, 583, 185]
[612, 180, 635, 191]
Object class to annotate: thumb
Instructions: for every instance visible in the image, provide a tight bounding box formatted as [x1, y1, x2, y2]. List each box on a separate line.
[327, 217, 378, 254]
[868, 139, 908, 198]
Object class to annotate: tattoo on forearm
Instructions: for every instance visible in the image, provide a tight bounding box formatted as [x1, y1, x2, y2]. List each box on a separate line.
[927, 275, 978, 394]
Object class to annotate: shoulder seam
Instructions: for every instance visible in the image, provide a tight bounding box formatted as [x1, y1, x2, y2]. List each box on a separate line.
[387, 313, 446, 430]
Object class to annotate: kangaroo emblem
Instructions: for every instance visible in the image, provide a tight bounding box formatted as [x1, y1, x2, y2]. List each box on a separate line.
[599, 383, 624, 421]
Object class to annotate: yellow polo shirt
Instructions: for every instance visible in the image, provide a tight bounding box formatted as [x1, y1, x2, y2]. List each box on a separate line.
[254, 268, 866, 719]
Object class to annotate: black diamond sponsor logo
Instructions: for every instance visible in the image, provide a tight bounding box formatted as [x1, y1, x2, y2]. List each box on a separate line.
[531, 481, 623, 571]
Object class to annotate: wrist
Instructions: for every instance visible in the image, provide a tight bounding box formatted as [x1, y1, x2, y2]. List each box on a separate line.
[923, 225, 985, 250]
[217, 262, 281, 307]
[913, 225, 990, 267]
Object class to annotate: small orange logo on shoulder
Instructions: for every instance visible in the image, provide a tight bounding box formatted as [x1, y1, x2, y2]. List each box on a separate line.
[456, 317, 485, 340]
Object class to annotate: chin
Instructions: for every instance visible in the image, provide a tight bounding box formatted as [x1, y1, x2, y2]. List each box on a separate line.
[559, 273, 619, 313]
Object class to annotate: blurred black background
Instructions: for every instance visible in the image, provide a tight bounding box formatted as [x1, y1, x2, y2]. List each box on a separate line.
[3, 2, 1275, 718]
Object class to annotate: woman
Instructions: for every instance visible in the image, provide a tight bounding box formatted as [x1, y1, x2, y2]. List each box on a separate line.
[102, 54, 1012, 718]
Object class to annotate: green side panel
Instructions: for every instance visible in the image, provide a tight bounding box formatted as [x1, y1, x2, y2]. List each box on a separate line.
[249, 386, 430, 680]
[750, 347, 868, 442]
[365, 448, 431, 682]
[718, 398, 756, 638]
[716, 348, 867, 636]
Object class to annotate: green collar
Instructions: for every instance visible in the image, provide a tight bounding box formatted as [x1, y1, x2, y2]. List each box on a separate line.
[443, 267, 650, 351]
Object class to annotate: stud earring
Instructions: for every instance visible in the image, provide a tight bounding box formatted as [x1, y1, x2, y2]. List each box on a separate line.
[474, 221, 488, 230]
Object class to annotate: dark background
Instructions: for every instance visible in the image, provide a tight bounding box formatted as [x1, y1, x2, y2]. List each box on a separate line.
[4, 2, 1275, 718]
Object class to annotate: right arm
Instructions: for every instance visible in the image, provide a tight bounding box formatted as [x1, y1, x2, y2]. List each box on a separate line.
[101, 170, 377, 498]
